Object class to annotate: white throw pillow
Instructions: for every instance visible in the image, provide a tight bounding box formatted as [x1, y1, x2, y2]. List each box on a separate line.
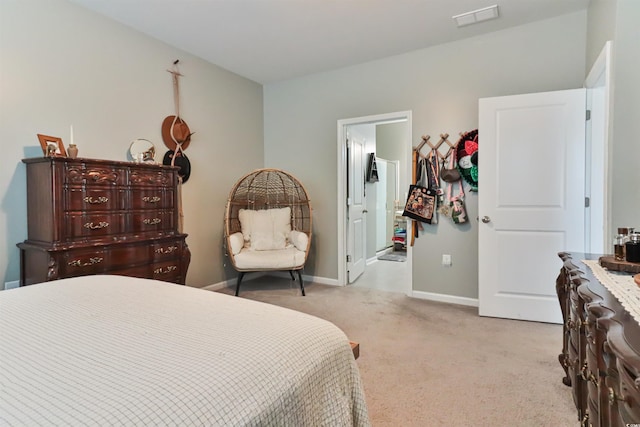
[238, 207, 291, 251]
[289, 230, 309, 251]
[238, 209, 254, 242]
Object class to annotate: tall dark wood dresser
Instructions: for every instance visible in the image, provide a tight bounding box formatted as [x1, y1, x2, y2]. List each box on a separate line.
[18, 157, 190, 285]
[557, 252, 640, 426]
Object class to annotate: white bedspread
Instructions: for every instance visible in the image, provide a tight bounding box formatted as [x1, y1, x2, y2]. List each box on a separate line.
[0, 276, 369, 426]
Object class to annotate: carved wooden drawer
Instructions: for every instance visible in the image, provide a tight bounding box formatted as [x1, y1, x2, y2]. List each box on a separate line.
[152, 241, 183, 260]
[131, 210, 175, 233]
[60, 248, 108, 277]
[65, 164, 127, 186]
[131, 189, 175, 210]
[19, 157, 190, 286]
[130, 169, 173, 186]
[66, 187, 126, 211]
[615, 357, 640, 422]
[151, 260, 181, 280]
[65, 212, 127, 239]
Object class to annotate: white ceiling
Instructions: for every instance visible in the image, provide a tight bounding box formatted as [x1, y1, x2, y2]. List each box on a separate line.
[68, 0, 590, 84]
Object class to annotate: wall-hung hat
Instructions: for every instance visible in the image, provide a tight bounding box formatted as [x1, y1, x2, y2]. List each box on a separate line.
[163, 149, 191, 183]
[161, 115, 192, 151]
[456, 129, 478, 191]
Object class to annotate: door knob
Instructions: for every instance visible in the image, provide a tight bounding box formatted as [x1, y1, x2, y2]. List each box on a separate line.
[481, 216, 491, 223]
[362, 210, 368, 213]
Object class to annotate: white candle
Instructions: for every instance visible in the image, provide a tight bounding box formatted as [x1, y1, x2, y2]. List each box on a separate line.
[70, 125, 74, 146]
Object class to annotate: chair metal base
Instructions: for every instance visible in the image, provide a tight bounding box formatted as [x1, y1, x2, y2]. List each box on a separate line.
[235, 270, 305, 296]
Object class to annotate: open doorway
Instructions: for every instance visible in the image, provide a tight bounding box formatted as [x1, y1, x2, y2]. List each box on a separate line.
[336, 111, 412, 295]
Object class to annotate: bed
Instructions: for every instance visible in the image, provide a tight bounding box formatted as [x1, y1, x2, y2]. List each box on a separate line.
[0, 275, 370, 426]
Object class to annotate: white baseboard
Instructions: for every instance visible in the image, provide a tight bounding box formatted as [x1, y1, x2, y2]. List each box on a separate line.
[3, 280, 20, 291]
[269, 271, 340, 286]
[202, 272, 340, 291]
[411, 290, 478, 307]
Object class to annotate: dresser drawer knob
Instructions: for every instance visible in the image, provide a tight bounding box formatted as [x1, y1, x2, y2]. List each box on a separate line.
[580, 361, 589, 381]
[156, 246, 178, 254]
[143, 218, 161, 225]
[84, 196, 109, 204]
[84, 221, 109, 230]
[68, 257, 103, 267]
[142, 196, 161, 203]
[154, 265, 177, 275]
[608, 387, 627, 405]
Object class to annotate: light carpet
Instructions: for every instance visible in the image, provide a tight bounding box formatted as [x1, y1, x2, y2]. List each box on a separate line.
[214, 276, 578, 427]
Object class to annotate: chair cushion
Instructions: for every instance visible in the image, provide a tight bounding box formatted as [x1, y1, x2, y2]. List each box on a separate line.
[238, 207, 291, 251]
[229, 232, 244, 255]
[234, 247, 306, 270]
[252, 230, 287, 251]
[289, 230, 309, 251]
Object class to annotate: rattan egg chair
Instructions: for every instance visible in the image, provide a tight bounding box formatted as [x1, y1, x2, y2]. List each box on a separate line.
[224, 168, 312, 296]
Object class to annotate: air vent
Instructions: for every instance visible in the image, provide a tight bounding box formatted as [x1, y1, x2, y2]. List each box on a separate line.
[453, 4, 500, 27]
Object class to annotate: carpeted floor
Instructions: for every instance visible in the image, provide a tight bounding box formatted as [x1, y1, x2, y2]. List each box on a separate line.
[214, 276, 578, 427]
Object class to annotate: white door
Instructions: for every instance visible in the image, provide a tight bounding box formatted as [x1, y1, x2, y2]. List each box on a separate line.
[347, 137, 366, 283]
[478, 89, 586, 323]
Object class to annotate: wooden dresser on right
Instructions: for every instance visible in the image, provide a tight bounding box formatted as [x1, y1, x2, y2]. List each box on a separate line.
[557, 252, 640, 426]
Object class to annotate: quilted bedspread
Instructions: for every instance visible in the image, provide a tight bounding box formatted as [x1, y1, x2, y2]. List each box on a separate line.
[0, 275, 369, 426]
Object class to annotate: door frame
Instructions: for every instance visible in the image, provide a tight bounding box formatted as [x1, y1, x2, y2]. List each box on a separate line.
[337, 111, 412, 293]
[584, 41, 612, 253]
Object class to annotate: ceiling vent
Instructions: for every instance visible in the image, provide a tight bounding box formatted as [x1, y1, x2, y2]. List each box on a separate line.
[453, 4, 500, 27]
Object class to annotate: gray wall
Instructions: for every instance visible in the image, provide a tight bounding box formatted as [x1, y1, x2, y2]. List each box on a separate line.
[609, 1, 640, 229]
[586, 0, 640, 236]
[587, 0, 617, 71]
[0, 0, 264, 288]
[376, 122, 408, 199]
[264, 12, 587, 299]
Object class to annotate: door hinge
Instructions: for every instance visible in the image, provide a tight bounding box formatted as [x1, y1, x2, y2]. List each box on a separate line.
[586, 110, 591, 121]
[585, 197, 590, 207]
[346, 255, 351, 263]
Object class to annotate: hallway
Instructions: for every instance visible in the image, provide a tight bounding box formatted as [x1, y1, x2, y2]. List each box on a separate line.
[352, 255, 409, 293]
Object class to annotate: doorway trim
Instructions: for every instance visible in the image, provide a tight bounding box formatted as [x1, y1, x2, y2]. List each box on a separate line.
[584, 41, 612, 253]
[337, 110, 412, 294]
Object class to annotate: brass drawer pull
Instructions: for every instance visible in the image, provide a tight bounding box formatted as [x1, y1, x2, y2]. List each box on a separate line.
[142, 196, 161, 203]
[84, 196, 109, 204]
[608, 387, 627, 405]
[580, 361, 589, 381]
[84, 221, 109, 230]
[143, 218, 161, 225]
[68, 257, 103, 267]
[156, 246, 178, 254]
[154, 265, 177, 275]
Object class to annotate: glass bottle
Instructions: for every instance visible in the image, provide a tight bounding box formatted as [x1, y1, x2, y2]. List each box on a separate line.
[626, 233, 640, 263]
[614, 227, 628, 261]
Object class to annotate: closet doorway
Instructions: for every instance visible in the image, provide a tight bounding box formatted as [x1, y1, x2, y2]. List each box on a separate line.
[374, 158, 399, 253]
[337, 111, 412, 295]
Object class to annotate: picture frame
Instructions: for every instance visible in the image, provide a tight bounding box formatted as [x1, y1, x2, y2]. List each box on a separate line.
[37, 134, 67, 157]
